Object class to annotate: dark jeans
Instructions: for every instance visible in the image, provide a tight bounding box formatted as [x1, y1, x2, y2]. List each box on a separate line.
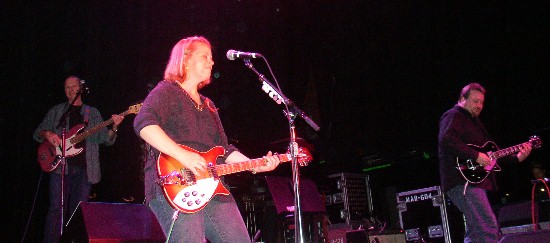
[148, 190, 250, 243]
[43, 166, 91, 243]
[447, 185, 499, 243]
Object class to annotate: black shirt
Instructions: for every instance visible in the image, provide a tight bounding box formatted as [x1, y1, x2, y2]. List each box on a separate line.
[67, 105, 86, 168]
[438, 105, 499, 192]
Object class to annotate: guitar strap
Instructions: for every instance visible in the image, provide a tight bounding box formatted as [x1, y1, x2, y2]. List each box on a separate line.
[82, 105, 90, 127]
[58, 103, 90, 130]
[473, 117, 491, 141]
[205, 98, 227, 146]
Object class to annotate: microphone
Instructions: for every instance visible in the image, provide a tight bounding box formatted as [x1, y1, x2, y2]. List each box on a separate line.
[79, 80, 90, 94]
[531, 178, 550, 184]
[226, 50, 262, 60]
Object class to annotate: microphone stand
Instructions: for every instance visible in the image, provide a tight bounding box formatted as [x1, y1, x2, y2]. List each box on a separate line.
[55, 90, 84, 236]
[242, 59, 320, 242]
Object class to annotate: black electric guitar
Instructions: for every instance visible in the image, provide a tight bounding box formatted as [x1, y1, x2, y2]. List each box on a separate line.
[456, 136, 542, 184]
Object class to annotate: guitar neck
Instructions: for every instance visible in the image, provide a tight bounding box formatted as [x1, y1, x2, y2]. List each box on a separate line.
[491, 142, 529, 160]
[71, 109, 131, 144]
[215, 153, 291, 176]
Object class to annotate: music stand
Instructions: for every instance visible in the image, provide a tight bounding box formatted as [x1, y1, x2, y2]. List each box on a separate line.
[265, 176, 325, 215]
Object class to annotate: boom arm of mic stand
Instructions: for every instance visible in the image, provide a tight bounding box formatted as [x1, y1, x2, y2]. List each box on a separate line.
[56, 90, 84, 129]
[243, 59, 316, 242]
[243, 60, 320, 131]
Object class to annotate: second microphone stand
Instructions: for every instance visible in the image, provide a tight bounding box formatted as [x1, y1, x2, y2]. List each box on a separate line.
[243, 59, 320, 242]
[55, 89, 84, 236]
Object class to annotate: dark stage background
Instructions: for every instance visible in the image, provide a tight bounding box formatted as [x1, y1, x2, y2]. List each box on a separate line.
[2, 1, 550, 242]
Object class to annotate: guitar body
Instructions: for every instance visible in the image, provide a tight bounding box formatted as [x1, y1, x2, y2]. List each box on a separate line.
[37, 124, 85, 172]
[456, 141, 500, 184]
[157, 145, 229, 214]
[157, 144, 312, 213]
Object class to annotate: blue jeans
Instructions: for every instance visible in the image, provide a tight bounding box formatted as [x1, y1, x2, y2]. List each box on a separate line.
[446, 185, 499, 243]
[149, 191, 250, 243]
[43, 166, 91, 243]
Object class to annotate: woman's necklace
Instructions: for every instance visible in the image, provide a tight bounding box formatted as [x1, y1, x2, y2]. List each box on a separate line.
[176, 81, 204, 111]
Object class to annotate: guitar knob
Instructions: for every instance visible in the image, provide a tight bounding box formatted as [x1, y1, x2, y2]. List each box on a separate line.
[195, 199, 201, 205]
[192, 191, 198, 196]
[181, 198, 187, 202]
[187, 201, 194, 206]
[184, 192, 190, 197]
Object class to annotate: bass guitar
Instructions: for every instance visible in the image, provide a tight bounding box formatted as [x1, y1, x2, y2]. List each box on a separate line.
[37, 103, 142, 172]
[156, 144, 312, 213]
[456, 135, 542, 184]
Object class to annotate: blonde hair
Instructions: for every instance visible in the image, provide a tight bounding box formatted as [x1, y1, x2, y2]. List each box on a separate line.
[163, 36, 212, 89]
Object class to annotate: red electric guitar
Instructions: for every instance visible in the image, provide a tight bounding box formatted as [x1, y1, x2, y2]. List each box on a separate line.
[37, 103, 142, 172]
[156, 144, 312, 213]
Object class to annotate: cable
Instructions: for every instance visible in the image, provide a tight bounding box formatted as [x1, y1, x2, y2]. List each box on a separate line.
[531, 178, 550, 232]
[165, 210, 179, 243]
[20, 171, 44, 243]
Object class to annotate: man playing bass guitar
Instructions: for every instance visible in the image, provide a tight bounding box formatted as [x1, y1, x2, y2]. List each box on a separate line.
[34, 76, 124, 243]
[438, 83, 532, 243]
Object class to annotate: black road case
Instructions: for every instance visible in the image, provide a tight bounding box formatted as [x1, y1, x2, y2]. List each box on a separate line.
[397, 186, 464, 242]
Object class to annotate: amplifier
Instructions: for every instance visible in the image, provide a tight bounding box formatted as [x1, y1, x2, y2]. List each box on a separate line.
[396, 186, 464, 243]
[326, 173, 372, 226]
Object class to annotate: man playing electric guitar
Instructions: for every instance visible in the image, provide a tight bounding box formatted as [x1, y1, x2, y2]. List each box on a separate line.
[33, 76, 124, 243]
[438, 83, 532, 243]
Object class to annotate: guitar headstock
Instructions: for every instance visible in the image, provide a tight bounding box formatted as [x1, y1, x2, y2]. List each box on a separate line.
[129, 103, 143, 114]
[529, 135, 542, 149]
[296, 147, 313, 166]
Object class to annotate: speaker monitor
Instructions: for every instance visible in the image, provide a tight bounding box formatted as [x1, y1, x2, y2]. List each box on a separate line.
[369, 233, 406, 243]
[498, 230, 550, 243]
[62, 202, 166, 243]
[497, 201, 537, 227]
[346, 229, 368, 243]
[326, 227, 368, 243]
[326, 226, 351, 243]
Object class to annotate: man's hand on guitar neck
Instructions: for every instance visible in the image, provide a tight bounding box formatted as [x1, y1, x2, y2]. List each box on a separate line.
[476, 142, 533, 169]
[111, 114, 124, 130]
[517, 143, 532, 162]
[108, 114, 125, 138]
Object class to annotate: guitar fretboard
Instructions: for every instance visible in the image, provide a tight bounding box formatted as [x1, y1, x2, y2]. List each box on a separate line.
[70, 109, 133, 144]
[215, 153, 290, 176]
[490, 142, 531, 160]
